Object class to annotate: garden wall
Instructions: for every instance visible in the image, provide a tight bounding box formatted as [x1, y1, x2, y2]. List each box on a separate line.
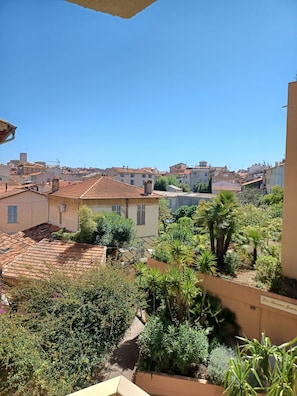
[147, 258, 297, 345]
[134, 371, 224, 396]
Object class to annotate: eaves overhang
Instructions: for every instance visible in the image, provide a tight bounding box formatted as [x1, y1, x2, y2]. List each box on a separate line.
[0, 119, 17, 145]
[65, 0, 157, 18]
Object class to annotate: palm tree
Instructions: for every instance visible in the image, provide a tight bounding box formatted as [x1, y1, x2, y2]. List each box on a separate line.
[197, 249, 217, 315]
[195, 191, 238, 267]
[166, 266, 184, 322]
[180, 267, 199, 321]
[165, 266, 198, 322]
[168, 239, 194, 269]
[146, 267, 162, 314]
[245, 226, 264, 266]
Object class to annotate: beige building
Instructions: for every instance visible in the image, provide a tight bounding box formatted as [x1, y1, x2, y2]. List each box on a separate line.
[282, 81, 297, 279]
[105, 166, 157, 188]
[0, 189, 48, 234]
[48, 176, 161, 238]
[263, 161, 285, 193]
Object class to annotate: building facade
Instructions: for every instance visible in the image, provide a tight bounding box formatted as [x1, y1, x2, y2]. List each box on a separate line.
[48, 176, 161, 238]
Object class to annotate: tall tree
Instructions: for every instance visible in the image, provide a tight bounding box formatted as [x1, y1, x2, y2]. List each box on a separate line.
[158, 198, 173, 232]
[195, 191, 239, 267]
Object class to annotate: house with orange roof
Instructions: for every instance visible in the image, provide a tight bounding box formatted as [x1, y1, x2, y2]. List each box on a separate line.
[48, 176, 161, 238]
[0, 189, 48, 234]
[2, 238, 106, 286]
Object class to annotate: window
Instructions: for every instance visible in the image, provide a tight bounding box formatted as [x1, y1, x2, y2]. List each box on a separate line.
[112, 205, 121, 216]
[148, 174, 152, 179]
[130, 173, 134, 178]
[130, 179, 134, 185]
[137, 204, 145, 225]
[8, 205, 18, 223]
[142, 174, 146, 178]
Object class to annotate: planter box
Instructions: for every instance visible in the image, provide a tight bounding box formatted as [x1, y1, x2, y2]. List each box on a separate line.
[134, 370, 224, 396]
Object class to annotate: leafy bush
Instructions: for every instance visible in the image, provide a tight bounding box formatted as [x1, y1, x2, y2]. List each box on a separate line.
[224, 251, 240, 275]
[137, 316, 209, 376]
[255, 255, 281, 290]
[1, 266, 141, 395]
[207, 345, 236, 385]
[151, 240, 172, 263]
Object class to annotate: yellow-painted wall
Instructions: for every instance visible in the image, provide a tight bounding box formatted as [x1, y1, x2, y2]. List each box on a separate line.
[48, 196, 159, 237]
[0, 190, 48, 233]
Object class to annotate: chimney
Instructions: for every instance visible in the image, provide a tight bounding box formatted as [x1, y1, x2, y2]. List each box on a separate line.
[144, 180, 152, 195]
[52, 178, 59, 193]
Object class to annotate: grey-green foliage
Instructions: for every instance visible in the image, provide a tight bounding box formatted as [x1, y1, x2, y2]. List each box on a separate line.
[137, 316, 209, 376]
[207, 345, 236, 385]
[255, 255, 281, 290]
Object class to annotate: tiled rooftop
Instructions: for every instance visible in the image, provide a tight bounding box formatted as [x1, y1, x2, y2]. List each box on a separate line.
[21, 223, 61, 242]
[0, 188, 27, 200]
[51, 176, 160, 199]
[110, 167, 156, 175]
[2, 239, 107, 282]
[0, 231, 36, 269]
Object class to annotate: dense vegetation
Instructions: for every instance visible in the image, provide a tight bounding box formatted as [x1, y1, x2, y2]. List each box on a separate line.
[0, 186, 288, 395]
[53, 205, 136, 257]
[155, 187, 283, 292]
[0, 266, 141, 395]
[136, 187, 290, 392]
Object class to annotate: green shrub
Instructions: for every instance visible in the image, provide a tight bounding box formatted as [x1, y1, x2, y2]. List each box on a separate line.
[151, 240, 171, 263]
[255, 255, 281, 290]
[224, 251, 240, 275]
[137, 316, 209, 376]
[1, 266, 141, 395]
[207, 345, 236, 385]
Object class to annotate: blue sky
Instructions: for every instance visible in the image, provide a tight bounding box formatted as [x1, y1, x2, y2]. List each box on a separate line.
[1, 0, 297, 172]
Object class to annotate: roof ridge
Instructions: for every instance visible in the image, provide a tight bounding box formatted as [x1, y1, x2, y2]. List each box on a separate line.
[79, 176, 103, 198]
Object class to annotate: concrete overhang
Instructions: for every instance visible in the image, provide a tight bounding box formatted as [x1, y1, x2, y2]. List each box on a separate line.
[67, 375, 150, 396]
[0, 119, 17, 145]
[65, 0, 157, 18]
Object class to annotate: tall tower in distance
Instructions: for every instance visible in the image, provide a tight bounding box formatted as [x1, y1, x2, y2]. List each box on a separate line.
[20, 152, 27, 163]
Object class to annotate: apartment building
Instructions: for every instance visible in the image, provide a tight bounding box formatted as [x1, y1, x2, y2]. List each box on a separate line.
[263, 161, 285, 193]
[105, 167, 158, 188]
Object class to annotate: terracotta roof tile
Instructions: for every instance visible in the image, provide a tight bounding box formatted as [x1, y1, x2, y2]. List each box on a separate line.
[51, 176, 160, 199]
[0, 189, 27, 200]
[22, 223, 61, 242]
[0, 231, 36, 269]
[110, 167, 156, 175]
[2, 239, 106, 281]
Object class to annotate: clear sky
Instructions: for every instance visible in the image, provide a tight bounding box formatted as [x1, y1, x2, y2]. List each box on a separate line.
[1, 0, 297, 172]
